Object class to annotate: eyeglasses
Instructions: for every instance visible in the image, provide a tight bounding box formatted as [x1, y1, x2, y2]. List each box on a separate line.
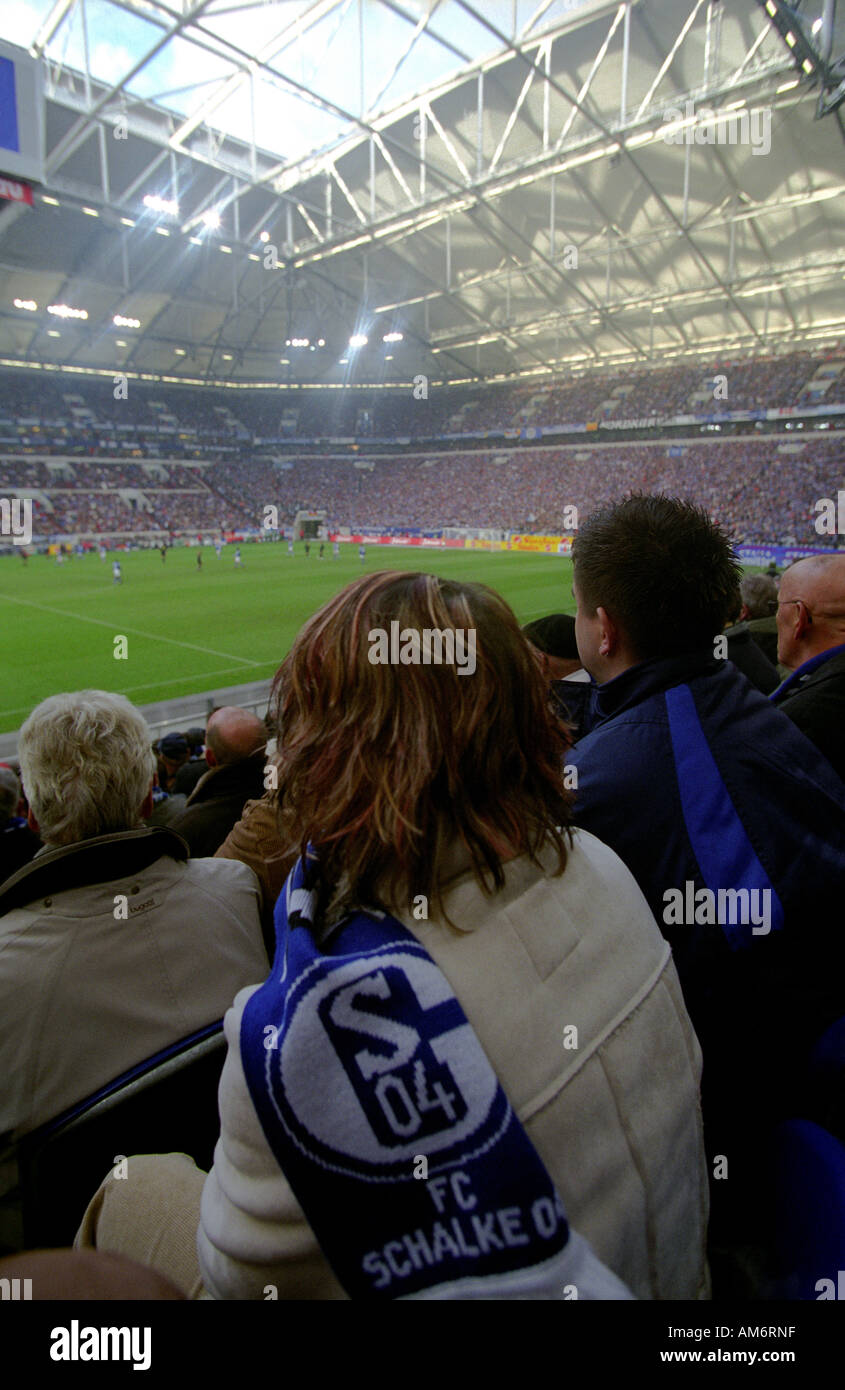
[776, 598, 812, 625]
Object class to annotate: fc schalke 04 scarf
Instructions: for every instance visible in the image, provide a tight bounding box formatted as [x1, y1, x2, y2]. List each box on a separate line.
[240, 850, 632, 1300]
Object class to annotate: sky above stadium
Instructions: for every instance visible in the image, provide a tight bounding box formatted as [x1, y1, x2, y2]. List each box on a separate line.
[3, 0, 586, 164]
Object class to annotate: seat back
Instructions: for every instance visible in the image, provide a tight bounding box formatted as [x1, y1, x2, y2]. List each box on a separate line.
[14, 1022, 227, 1251]
[804, 1013, 845, 1140]
[810, 1014, 845, 1082]
[770, 1118, 845, 1299]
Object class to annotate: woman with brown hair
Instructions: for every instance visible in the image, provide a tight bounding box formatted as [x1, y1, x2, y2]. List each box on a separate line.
[268, 569, 573, 925]
[78, 571, 708, 1299]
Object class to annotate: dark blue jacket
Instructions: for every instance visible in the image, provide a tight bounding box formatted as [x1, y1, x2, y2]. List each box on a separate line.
[770, 642, 845, 783]
[569, 653, 845, 1209]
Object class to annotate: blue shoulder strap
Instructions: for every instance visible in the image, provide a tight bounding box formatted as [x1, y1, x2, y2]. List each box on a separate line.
[665, 684, 784, 947]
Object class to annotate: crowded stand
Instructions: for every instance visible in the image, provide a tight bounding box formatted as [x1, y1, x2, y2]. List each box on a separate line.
[1, 351, 845, 458]
[3, 433, 841, 546]
[148, 492, 254, 534]
[178, 438, 845, 545]
[0, 459, 55, 488]
[31, 491, 143, 535]
[59, 462, 205, 489]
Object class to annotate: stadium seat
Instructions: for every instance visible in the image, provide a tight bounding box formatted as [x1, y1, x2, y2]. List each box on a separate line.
[810, 1013, 845, 1078]
[769, 1119, 845, 1300]
[9, 1021, 226, 1251]
[806, 1014, 845, 1141]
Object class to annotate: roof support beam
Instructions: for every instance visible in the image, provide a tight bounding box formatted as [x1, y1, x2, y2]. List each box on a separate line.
[373, 132, 415, 204]
[450, 0, 767, 352]
[166, 0, 350, 150]
[329, 163, 367, 225]
[423, 99, 471, 183]
[633, 0, 706, 121]
[366, 0, 442, 116]
[556, 4, 626, 151]
[620, 2, 630, 122]
[488, 54, 538, 175]
[31, 0, 76, 57]
[727, 17, 772, 86]
[419, 101, 427, 199]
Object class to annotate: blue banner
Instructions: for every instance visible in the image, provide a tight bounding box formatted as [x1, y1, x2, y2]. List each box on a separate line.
[737, 544, 841, 568]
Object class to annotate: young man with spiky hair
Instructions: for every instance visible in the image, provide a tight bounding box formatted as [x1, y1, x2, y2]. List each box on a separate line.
[568, 494, 845, 1288]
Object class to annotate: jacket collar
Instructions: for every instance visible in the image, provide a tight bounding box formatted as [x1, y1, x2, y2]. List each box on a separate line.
[590, 651, 721, 726]
[186, 750, 266, 806]
[0, 826, 189, 918]
[771, 642, 845, 702]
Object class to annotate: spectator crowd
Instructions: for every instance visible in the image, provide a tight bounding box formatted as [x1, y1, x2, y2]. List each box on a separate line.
[2, 434, 843, 546]
[1, 349, 843, 459]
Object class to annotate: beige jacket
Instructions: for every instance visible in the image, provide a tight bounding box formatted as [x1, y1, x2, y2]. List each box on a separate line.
[0, 829, 269, 1137]
[198, 829, 710, 1300]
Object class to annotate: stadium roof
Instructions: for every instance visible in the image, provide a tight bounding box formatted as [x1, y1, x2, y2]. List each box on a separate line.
[1, 0, 845, 388]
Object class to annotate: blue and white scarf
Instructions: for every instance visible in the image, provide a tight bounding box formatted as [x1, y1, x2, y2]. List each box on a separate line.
[240, 851, 632, 1300]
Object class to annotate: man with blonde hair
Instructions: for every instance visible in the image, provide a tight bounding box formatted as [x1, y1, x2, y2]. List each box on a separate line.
[771, 554, 845, 780]
[0, 690, 268, 1138]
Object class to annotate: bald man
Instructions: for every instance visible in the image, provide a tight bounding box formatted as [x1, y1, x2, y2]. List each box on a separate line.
[771, 554, 845, 780]
[169, 707, 268, 858]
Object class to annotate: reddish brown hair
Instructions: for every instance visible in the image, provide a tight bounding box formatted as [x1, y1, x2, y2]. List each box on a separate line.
[269, 571, 573, 921]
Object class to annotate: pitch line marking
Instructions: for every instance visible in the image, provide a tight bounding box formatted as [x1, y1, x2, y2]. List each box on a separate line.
[115, 663, 279, 698]
[0, 593, 263, 668]
[0, 662, 281, 721]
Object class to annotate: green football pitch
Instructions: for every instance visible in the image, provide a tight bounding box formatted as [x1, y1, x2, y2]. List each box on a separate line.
[0, 543, 578, 733]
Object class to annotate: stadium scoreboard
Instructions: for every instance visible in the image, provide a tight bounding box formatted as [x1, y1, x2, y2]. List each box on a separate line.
[0, 39, 44, 194]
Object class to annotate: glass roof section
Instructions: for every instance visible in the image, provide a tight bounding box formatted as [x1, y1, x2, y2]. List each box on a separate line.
[2, 0, 588, 166]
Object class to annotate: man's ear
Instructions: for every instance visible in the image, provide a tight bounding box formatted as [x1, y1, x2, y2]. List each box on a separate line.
[795, 604, 813, 639]
[204, 747, 217, 769]
[595, 605, 618, 657]
[27, 805, 40, 834]
[140, 782, 154, 820]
